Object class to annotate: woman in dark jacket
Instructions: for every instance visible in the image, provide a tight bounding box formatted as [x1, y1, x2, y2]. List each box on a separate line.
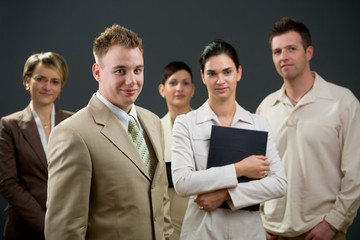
[0, 52, 73, 240]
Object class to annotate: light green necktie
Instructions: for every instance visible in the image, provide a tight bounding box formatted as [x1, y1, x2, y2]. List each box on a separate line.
[128, 116, 154, 179]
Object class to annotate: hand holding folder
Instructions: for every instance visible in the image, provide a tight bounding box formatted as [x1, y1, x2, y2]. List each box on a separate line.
[207, 125, 268, 211]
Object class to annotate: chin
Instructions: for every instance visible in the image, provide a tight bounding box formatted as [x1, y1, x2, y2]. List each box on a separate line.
[173, 101, 188, 107]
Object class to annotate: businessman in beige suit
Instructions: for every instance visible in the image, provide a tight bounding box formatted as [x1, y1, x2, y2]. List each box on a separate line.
[45, 24, 173, 239]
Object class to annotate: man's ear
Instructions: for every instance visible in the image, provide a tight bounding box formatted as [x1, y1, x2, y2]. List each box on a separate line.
[306, 45, 314, 62]
[92, 63, 101, 83]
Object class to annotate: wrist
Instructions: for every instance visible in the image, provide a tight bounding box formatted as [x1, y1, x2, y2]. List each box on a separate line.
[234, 162, 242, 177]
[325, 220, 337, 233]
[224, 189, 231, 201]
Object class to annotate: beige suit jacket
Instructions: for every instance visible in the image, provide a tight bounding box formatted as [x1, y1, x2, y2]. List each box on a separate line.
[45, 95, 172, 240]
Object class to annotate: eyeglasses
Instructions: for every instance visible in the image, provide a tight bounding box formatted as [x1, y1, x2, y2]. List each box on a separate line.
[32, 76, 61, 86]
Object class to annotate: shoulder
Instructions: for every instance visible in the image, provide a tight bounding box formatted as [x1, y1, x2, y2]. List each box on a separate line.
[321, 78, 358, 103]
[55, 106, 74, 123]
[173, 104, 208, 133]
[56, 107, 74, 117]
[175, 108, 197, 125]
[160, 112, 171, 130]
[259, 90, 280, 107]
[160, 112, 170, 123]
[250, 112, 272, 131]
[0, 107, 30, 127]
[136, 106, 160, 121]
[1, 110, 24, 122]
[256, 89, 282, 116]
[235, 103, 271, 131]
[53, 106, 91, 131]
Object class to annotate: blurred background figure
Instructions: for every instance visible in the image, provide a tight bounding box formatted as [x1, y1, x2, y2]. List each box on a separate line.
[0, 52, 73, 240]
[158, 61, 195, 239]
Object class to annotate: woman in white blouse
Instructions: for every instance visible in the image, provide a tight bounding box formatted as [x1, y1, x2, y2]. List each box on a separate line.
[158, 61, 195, 239]
[171, 39, 287, 240]
[0, 52, 73, 240]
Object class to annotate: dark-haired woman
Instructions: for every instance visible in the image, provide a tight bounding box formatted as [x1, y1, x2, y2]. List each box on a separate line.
[171, 40, 287, 239]
[158, 61, 195, 239]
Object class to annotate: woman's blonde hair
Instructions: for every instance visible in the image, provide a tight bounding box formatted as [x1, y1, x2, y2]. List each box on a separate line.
[22, 52, 69, 89]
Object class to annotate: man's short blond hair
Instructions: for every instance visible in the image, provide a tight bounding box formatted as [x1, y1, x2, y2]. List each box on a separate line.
[93, 24, 143, 64]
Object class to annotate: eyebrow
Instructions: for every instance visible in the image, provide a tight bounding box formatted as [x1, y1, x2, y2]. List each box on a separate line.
[33, 74, 60, 80]
[273, 44, 298, 50]
[206, 67, 233, 72]
[112, 65, 144, 69]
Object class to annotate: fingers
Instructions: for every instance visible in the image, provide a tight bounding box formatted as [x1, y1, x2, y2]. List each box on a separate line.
[235, 155, 271, 178]
[265, 232, 278, 240]
[262, 165, 270, 172]
[253, 155, 268, 161]
[195, 198, 207, 211]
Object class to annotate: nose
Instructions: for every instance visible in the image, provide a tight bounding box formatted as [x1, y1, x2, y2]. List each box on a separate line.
[280, 51, 288, 60]
[216, 75, 225, 85]
[126, 72, 137, 85]
[176, 83, 183, 91]
[43, 80, 51, 90]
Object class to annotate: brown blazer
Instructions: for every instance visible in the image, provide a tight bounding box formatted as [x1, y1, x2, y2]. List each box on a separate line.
[45, 95, 173, 240]
[0, 105, 73, 240]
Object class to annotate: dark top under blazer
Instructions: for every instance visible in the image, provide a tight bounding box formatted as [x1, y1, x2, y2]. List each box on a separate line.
[0, 105, 73, 240]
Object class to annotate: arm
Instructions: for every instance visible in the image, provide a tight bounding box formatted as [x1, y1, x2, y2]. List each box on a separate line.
[324, 97, 360, 232]
[0, 118, 45, 234]
[195, 155, 270, 210]
[171, 115, 238, 197]
[45, 125, 91, 240]
[194, 189, 231, 211]
[227, 121, 287, 210]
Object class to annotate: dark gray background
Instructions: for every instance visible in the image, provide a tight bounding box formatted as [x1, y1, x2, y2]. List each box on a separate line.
[1, 0, 359, 238]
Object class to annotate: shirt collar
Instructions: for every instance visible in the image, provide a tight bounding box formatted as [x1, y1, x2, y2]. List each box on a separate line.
[271, 71, 334, 107]
[29, 101, 56, 156]
[196, 100, 254, 126]
[96, 91, 139, 131]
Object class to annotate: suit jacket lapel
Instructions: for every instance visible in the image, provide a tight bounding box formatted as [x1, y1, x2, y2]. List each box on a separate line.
[18, 106, 48, 170]
[88, 95, 151, 180]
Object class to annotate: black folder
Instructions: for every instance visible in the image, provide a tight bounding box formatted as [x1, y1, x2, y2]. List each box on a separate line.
[207, 125, 268, 211]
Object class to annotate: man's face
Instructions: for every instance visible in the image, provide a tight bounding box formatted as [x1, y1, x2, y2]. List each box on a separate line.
[271, 31, 313, 81]
[93, 44, 144, 113]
